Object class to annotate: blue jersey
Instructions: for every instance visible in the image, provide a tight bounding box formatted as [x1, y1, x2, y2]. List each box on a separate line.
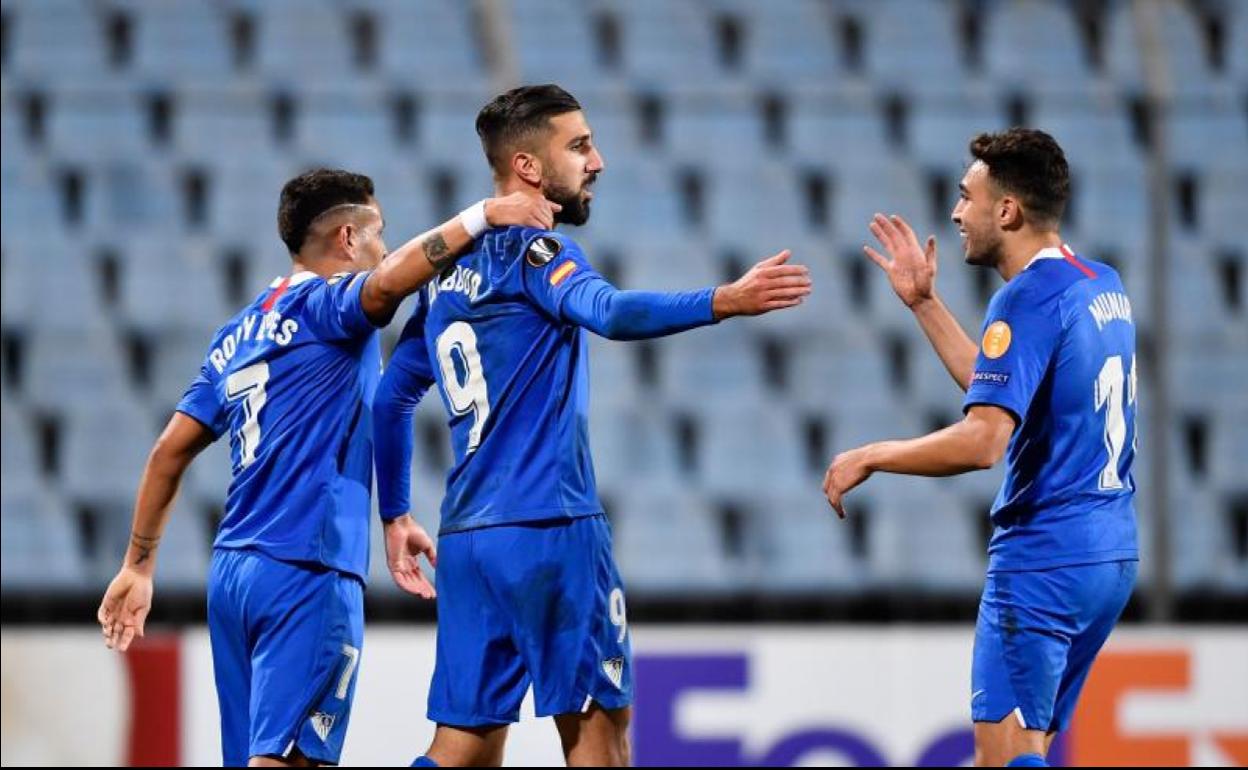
[963, 245, 1138, 572]
[176, 270, 381, 580]
[375, 226, 716, 534]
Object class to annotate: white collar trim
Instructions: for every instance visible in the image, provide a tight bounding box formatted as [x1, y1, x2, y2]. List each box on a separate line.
[1023, 244, 1072, 272]
[269, 271, 317, 288]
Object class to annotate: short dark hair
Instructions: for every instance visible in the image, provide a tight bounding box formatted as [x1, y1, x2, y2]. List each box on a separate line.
[277, 168, 375, 254]
[475, 84, 582, 173]
[969, 128, 1070, 228]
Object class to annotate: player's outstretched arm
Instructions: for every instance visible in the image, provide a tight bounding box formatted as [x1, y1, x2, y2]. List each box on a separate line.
[556, 249, 810, 341]
[360, 192, 562, 325]
[865, 213, 977, 391]
[97, 412, 215, 652]
[822, 405, 1014, 518]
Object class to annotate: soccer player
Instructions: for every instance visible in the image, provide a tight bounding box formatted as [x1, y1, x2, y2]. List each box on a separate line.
[96, 168, 558, 767]
[373, 84, 812, 767]
[823, 128, 1138, 767]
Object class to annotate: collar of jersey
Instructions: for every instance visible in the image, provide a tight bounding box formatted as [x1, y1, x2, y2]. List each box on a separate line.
[1023, 244, 1072, 272]
[269, 271, 318, 288]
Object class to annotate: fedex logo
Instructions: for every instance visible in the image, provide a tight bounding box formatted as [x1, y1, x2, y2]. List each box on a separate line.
[633, 649, 1248, 767]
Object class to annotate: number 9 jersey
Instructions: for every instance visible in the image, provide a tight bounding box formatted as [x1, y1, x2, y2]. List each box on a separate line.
[963, 245, 1138, 573]
[175, 270, 382, 581]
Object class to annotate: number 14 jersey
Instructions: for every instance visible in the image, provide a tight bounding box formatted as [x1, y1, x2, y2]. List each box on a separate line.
[963, 245, 1138, 573]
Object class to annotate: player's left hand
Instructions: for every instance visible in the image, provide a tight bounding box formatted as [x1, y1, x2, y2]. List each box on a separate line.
[383, 514, 438, 599]
[823, 447, 874, 519]
[98, 567, 154, 652]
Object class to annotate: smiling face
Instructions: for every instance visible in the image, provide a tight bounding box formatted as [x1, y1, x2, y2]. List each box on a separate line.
[951, 160, 1005, 268]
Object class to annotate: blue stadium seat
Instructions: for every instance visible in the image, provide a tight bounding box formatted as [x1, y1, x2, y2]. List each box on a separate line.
[1030, 92, 1142, 172]
[612, 487, 742, 593]
[733, 0, 843, 88]
[128, 0, 236, 83]
[253, 0, 358, 85]
[616, 0, 718, 88]
[654, 326, 767, 410]
[788, 89, 890, 168]
[0, 479, 89, 588]
[665, 88, 765, 165]
[173, 87, 276, 162]
[119, 241, 232, 336]
[1, 398, 41, 481]
[695, 404, 809, 499]
[508, 0, 604, 92]
[983, 0, 1093, 95]
[6, 0, 111, 83]
[588, 400, 683, 498]
[906, 91, 1008, 169]
[292, 88, 399, 171]
[365, 0, 487, 87]
[747, 490, 865, 591]
[60, 396, 156, 507]
[1105, 1, 1232, 98]
[24, 331, 132, 414]
[863, 0, 966, 93]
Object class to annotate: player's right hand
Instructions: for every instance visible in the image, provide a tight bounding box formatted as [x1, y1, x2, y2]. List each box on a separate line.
[713, 249, 812, 318]
[383, 514, 438, 599]
[97, 567, 153, 653]
[865, 213, 937, 309]
[484, 192, 562, 231]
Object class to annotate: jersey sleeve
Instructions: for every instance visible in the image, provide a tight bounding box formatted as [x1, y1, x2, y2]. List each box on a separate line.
[175, 363, 227, 438]
[519, 232, 717, 338]
[963, 286, 1065, 424]
[373, 296, 438, 521]
[518, 233, 602, 320]
[301, 272, 380, 343]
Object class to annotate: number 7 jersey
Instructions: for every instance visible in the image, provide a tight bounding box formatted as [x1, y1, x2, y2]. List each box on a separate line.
[963, 245, 1138, 573]
[175, 270, 381, 581]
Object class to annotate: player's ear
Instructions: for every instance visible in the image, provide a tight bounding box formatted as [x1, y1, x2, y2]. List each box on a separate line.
[338, 223, 356, 253]
[998, 195, 1024, 230]
[512, 151, 543, 187]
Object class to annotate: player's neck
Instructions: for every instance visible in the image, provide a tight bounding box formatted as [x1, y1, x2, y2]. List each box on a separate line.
[290, 256, 351, 280]
[998, 230, 1064, 282]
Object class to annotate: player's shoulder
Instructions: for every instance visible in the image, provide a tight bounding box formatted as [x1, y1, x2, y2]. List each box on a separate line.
[492, 226, 585, 267]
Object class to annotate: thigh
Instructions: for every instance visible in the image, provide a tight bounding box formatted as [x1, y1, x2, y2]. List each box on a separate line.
[427, 530, 529, 728]
[245, 555, 364, 766]
[481, 516, 634, 719]
[971, 570, 1072, 732]
[208, 550, 253, 768]
[1050, 561, 1137, 732]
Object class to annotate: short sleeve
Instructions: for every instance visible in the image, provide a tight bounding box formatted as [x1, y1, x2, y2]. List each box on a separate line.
[301, 272, 380, 342]
[962, 288, 1064, 423]
[175, 364, 227, 437]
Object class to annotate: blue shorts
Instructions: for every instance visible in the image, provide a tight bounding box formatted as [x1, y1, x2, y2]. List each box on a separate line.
[972, 560, 1136, 733]
[207, 548, 364, 766]
[428, 514, 633, 727]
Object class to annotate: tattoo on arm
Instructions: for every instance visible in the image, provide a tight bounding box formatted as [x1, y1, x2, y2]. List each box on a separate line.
[130, 532, 160, 566]
[422, 233, 452, 270]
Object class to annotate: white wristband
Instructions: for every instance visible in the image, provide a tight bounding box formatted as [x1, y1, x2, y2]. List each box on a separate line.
[459, 199, 489, 238]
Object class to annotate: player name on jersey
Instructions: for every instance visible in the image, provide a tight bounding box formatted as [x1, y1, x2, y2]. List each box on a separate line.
[428, 264, 483, 305]
[1087, 291, 1133, 332]
[208, 311, 300, 374]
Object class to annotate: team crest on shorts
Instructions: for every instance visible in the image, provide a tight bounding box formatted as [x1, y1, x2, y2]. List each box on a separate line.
[310, 711, 336, 741]
[602, 656, 625, 690]
[525, 236, 562, 267]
